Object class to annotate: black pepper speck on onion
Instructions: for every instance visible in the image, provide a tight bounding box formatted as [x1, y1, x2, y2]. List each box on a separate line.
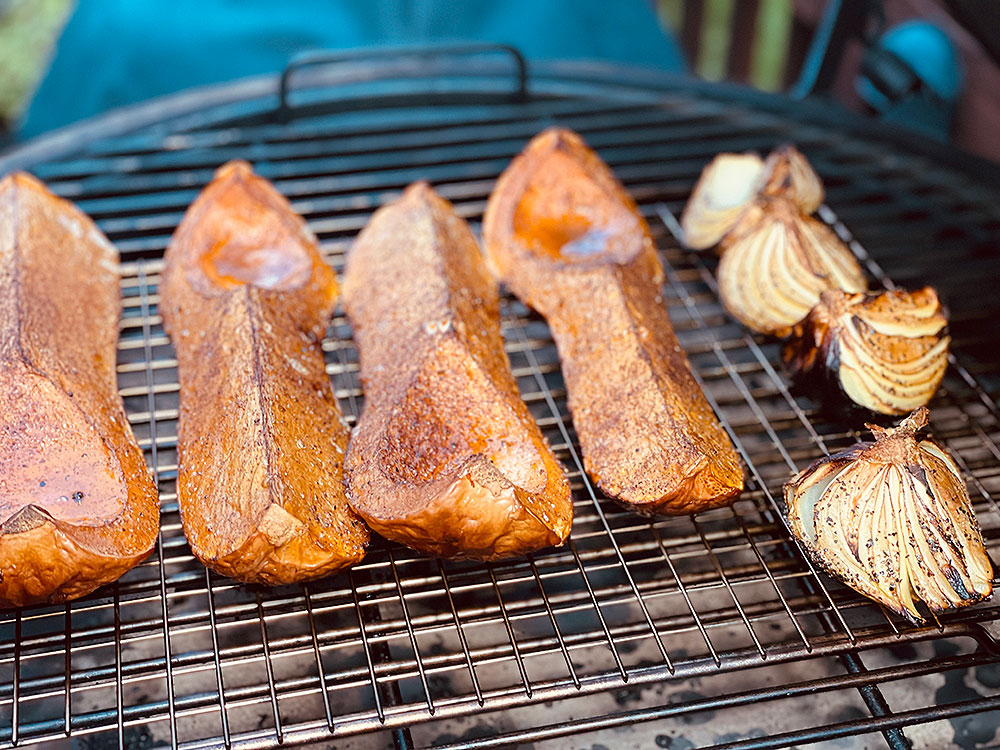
[783, 287, 950, 415]
[784, 407, 993, 622]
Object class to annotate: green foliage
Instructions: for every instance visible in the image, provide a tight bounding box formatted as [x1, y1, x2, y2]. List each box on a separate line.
[657, 0, 793, 91]
[0, 0, 74, 123]
[698, 0, 735, 82]
[751, 0, 793, 91]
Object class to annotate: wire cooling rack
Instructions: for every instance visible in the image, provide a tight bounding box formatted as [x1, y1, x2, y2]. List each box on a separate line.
[1, 56, 999, 750]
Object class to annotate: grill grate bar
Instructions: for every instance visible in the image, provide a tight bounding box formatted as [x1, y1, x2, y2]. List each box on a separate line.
[436, 560, 483, 705]
[388, 548, 436, 714]
[350, 571, 385, 723]
[79, 98, 678, 161]
[302, 584, 335, 731]
[700, 697, 1000, 750]
[203, 570, 232, 748]
[649, 523, 722, 665]
[566, 538, 628, 680]
[37, 100, 807, 184]
[527, 554, 580, 688]
[487, 565, 532, 698]
[113, 589, 124, 749]
[692, 518, 766, 659]
[255, 593, 284, 744]
[840, 651, 910, 750]
[137, 262, 179, 749]
[726, 506, 812, 649]
[41, 108, 774, 186]
[62, 607, 70, 737]
[10, 617, 18, 746]
[429, 650, 1000, 750]
[500, 296, 675, 675]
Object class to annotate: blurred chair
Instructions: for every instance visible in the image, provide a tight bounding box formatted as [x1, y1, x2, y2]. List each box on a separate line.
[657, 0, 815, 90]
[660, 0, 1000, 162]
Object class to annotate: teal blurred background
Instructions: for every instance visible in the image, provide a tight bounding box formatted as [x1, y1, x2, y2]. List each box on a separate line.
[2, 0, 687, 138]
[2, 0, 997, 163]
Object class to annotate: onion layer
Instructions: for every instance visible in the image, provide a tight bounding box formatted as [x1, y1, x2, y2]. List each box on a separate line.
[759, 144, 824, 213]
[784, 287, 950, 415]
[681, 144, 823, 250]
[716, 200, 867, 336]
[784, 408, 993, 623]
[681, 152, 765, 250]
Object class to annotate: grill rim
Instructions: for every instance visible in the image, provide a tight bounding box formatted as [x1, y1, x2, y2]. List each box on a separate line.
[3, 56, 1000, 187]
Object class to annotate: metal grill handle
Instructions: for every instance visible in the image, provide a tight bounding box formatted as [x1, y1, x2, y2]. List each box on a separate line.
[277, 43, 529, 120]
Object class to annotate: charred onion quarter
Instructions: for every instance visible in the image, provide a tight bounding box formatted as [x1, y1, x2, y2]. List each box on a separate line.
[680, 144, 823, 250]
[784, 407, 993, 623]
[0, 174, 160, 608]
[682, 144, 867, 336]
[716, 199, 868, 336]
[758, 144, 824, 213]
[784, 287, 950, 415]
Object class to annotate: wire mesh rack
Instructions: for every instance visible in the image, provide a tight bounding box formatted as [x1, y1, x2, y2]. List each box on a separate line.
[1, 52, 999, 750]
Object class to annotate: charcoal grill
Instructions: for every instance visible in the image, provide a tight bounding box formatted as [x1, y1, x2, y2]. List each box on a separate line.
[1, 46, 999, 750]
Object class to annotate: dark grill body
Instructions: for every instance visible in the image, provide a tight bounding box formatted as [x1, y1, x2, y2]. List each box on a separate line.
[1, 51, 998, 750]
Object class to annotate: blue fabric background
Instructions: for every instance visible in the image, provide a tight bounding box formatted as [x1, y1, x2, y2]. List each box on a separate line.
[21, 0, 685, 136]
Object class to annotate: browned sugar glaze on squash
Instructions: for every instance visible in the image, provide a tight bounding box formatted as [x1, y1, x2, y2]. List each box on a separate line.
[0, 173, 159, 608]
[484, 129, 743, 514]
[342, 182, 572, 560]
[160, 161, 368, 585]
